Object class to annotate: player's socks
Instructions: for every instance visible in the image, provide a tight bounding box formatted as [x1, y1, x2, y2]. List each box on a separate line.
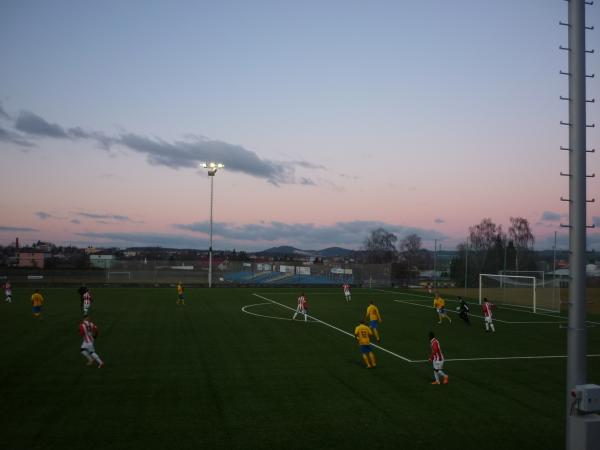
[434, 370, 440, 383]
[485, 323, 489, 331]
[304, 313, 307, 322]
[490, 324, 495, 332]
[447, 316, 452, 323]
[362, 354, 371, 368]
[369, 353, 376, 367]
[374, 329, 380, 341]
[443, 375, 449, 384]
[81, 350, 93, 363]
[91, 352, 103, 365]
[292, 313, 297, 320]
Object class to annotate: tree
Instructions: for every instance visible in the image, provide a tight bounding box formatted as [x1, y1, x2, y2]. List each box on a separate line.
[363, 228, 398, 263]
[398, 233, 422, 269]
[508, 217, 535, 271]
[467, 218, 506, 277]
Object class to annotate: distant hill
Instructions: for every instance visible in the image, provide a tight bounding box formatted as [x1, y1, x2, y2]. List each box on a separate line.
[257, 246, 354, 258]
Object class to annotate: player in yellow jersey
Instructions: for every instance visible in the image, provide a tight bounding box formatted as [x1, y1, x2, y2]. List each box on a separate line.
[433, 292, 451, 324]
[31, 289, 44, 318]
[354, 319, 376, 368]
[365, 300, 382, 342]
[176, 282, 185, 306]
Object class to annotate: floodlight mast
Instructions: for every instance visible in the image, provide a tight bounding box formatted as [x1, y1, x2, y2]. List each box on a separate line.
[201, 162, 224, 288]
[564, 1, 595, 448]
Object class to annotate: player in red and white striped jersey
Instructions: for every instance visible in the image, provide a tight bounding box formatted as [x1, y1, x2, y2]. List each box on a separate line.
[79, 316, 104, 368]
[428, 332, 449, 385]
[4, 281, 12, 303]
[482, 297, 496, 332]
[342, 283, 351, 302]
[82, 290, 93, 316]
[292, 293, 309, 322]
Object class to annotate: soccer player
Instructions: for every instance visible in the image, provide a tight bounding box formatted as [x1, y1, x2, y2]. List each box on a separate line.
[428, 331, 449, 385]
[176, 282, 185, 306]
[433, 292, 452, 324]
[31, 289, 44, 318]
[79, 315, 104, 368]
[457, 296, 471, 325]
[292, 293, 308, 322]
[78, 284, 88, 312]
[82, 289, 93, 316]
[4, 280, 12, 303]
[482, 297, 496, 332]
[354, 319, 376, 368]
[365, 300, 382, 342]
[342, 283, 351, 302]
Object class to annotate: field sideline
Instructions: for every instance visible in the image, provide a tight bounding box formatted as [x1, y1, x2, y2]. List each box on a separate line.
[1, 287, 599, 450]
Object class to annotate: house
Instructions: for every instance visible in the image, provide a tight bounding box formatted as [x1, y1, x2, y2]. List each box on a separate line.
[18, 249, 48, 268]
[90, 254, 115, 269]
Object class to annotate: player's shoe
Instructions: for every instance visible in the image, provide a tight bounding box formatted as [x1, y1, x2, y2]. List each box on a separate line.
[443, 375, 449, 384]
[98, 362, 105, 369]
[431, 381, 440, 385]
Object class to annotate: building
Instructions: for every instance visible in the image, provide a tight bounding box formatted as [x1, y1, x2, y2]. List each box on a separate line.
[18, 249, 48, 268]
[90, 254, 115, 269]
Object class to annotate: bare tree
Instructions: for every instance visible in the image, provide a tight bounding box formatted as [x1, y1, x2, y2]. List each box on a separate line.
[363, 228, 398, 263]
[399, 233, 422, 269]
[508, 216, 535, 271]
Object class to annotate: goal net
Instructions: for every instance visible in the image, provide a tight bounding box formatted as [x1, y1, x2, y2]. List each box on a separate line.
[479, 273, 560, 313]
[107, 271, 132, 282]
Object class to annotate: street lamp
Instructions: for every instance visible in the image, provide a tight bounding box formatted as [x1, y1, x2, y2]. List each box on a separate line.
[201, 162, 224, 287]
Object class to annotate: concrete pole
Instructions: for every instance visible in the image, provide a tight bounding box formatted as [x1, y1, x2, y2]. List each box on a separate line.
[565, 0, 588, 447]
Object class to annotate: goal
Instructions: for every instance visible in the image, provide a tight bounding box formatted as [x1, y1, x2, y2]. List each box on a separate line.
[107, 271, 132, 282]
[478, 273, 560, 313]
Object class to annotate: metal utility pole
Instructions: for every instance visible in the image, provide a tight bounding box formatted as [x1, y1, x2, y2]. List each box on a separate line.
[553, 230, 557, 309]
[433, 239, 437, 290]
[562, 1, 597, 448]
[202, 162, 224, 288]
[464, 237, 469, 297]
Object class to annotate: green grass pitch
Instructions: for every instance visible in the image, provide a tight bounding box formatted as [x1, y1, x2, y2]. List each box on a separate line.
[1, 287, 599, 449]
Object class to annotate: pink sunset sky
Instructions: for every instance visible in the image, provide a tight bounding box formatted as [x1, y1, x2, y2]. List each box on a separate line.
[0, 0, 598, 251]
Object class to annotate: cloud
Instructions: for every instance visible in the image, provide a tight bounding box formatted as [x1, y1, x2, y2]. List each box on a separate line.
[0, 225, 39, 232]
[541, 211, 565, 221]
[70, 219, 81, 224]
[0, 102, 11, 120]
[35, 211, 52, 220]
[1, 106, 323, 185]
[74, 212, 142, 223]
[76, 231, 206, 249]
[594, 217, 600, 227]
[0, 126, 34, 147]
[173, 220, 448, 249]
[15, 111, 69, 138]
[434, 218, 445, 224]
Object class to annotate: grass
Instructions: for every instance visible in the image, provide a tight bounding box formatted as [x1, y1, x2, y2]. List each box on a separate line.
[1, 286, 599, 450]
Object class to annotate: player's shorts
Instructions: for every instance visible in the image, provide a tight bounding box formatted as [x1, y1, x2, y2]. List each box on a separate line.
[178, 294, 184, 300]
[81, 342, 96, 353]
[32, 306, 41, 313]
[437, 308, 446, 314]
[485, 316, 493, 324]
[369, 320, 378, 329]
[433, 360, 444, 370]
[360, 344, 373, 354]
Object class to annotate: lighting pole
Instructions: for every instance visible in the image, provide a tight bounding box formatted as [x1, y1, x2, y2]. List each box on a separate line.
[464, 237, 468, 297]
[433, 239, 437, 290]
[202, 162, 224, 288]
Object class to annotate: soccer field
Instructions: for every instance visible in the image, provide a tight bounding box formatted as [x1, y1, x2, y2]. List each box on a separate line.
[1, 287, 599, 450]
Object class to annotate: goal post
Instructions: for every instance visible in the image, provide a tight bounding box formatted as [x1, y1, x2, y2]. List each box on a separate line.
[479, 273, 543, 314]
[107, 271, 132, 282]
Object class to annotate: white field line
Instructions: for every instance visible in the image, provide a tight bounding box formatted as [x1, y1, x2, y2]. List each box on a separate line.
[392, 299, 564, 324]
[241, 302, 316, 322]
[410, 354, 600, 363]
[252, 293, 413, 363]
[376, 288, 600, 326]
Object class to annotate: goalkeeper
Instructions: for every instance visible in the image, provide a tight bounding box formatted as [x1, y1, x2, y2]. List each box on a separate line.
[456, 296, 471, 325]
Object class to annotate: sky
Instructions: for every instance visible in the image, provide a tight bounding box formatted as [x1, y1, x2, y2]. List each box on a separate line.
[0, 0, 599, 252]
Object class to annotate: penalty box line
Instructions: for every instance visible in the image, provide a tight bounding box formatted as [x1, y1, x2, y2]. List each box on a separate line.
[391, 298, 564, 324]
[252, 293, 413, 363]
